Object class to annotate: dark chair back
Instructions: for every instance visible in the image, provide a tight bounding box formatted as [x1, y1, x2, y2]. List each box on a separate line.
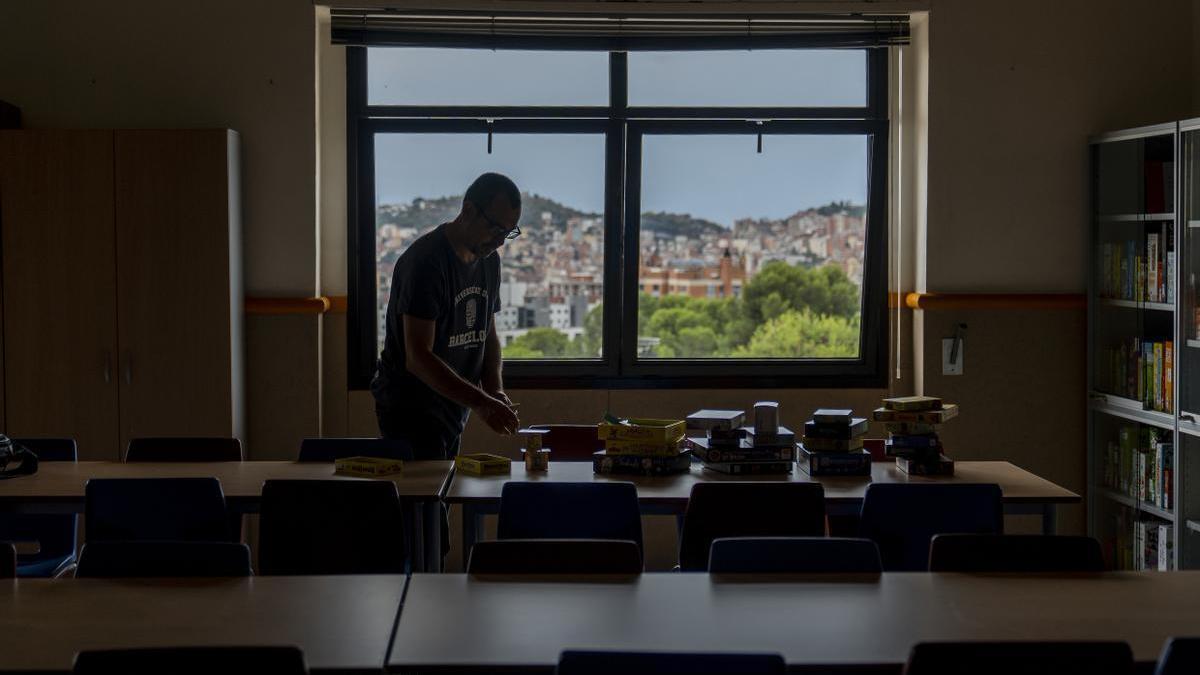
[708, 537, 882, 574]
[85, 478, 231, 542]
[904, 641, 1133, 675]
[859, 483, 1003, 571]
[74, 646, 307, 675]
[678, 482, 826, 571]
[497, 482, 642, 557]
[527, 424, 603, 461]
[298, 437, 412, 462]
[467, 539, 642, 574]
[1157, 637, 1200, 675]
[929, 534, 1105, 573]
[258, 480, 407, 575]
[558, 650, 786, 675]
[3, 438, 77, 576]
[76, 541, 252, 578]
[125, 437, 243, 462]
[0, 542, 15, 578]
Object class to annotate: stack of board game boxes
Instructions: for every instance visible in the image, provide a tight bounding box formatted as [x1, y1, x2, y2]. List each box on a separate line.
[592, 416, 691, 476]
[797, 409, 872, 476]
[874, 396, 959, 475]
[685, 404, 795, 475]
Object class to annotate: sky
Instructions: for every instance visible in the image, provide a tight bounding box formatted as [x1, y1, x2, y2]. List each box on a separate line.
[371, 48, 869, 228]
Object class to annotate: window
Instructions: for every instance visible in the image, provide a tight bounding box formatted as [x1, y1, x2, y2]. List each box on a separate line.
[348, 48, 888, 388]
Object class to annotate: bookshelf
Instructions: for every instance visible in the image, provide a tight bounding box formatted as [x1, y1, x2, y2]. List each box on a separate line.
[1089, 121, 1179, 572]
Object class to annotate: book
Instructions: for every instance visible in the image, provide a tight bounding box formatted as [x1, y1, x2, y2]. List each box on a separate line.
[703, 460, 793, 476]
[592, 449, 692, 476]
[685, 409, 746, 431]
[597, 417, 686, 444]
[885, 441, 943, 461]
[895, 455, 955, 476]
[797, 447, 871, 476]
[885, 433, 941, 449]
[455, 453, 511, 476]
[708, 427, 749, 441]
[744, 426, 796, 448]
[812, 409, 853, 424]
[872, 404, 959, 424]
[883, 421, 939, 435]
[804, 418, 869, 439]
[604, 437, 686, 457]
[882, 396, 942, 411]
[801, 436, 865, 453]
[333, 456, 404, 477]
[688, 437, 794, 463]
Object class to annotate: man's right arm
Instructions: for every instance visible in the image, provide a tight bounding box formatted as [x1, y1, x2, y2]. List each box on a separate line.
[403, 315, 519, 435]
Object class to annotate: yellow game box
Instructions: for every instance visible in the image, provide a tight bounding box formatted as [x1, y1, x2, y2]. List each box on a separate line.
[455, 452, 512, 475]
[597, 417, 686, 444]
[333, 456, 404, 477]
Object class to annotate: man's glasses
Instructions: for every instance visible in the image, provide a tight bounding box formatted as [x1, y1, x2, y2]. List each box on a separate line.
[476, 203, 521, 240]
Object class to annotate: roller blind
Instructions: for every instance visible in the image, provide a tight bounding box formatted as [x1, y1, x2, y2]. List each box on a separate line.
[330, 9, 910, 50]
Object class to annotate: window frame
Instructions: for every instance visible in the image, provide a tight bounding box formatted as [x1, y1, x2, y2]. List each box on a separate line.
[347, 46, 889, 389]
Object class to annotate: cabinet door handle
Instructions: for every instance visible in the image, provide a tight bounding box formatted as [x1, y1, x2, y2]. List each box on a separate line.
[123, 357, 132, 385]
[103, 352, 112, 384]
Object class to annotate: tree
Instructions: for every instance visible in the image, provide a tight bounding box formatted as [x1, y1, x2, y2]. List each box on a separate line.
[507, 327, 570, 357]
[742, 261, 858, 322]
[734, 310, 860, 358]
[502, 343, 544, 359]
[576, 303, 604, 357]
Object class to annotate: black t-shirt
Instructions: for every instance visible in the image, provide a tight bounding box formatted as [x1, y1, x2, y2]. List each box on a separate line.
[371, 224, 501, 454]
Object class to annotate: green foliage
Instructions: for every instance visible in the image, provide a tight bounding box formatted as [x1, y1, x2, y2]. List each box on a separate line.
[735, 310, 860, 358]
[742, 261, 859, 324]
[505, 327, 570, 358]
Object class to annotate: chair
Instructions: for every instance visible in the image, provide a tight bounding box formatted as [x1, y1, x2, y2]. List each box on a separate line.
[258, 480, 407, 575]
[85, 478, 232, 542]
[2, 438, 77, 576]
[125, 437, 243, 462]
[497, 482, 643, 557]
[708, 537, 882, 574]
[557, 650, 786, 675]
[298, 437, 412, 462]
[903, 641, 1133, 675]
[74, 646, 307, 675]
[0, 542, 15, 578]
[1157, 637, 1200, 675]
[677, 482, 826, 571]
[859, 483, 1003, 571]
[467, 539, 642, 574]
[928, 534, 1105, 573]
[525, 425, 603, 461]
[76, 541, 252, 578]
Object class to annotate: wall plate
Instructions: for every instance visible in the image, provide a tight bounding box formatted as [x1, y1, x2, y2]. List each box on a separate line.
[942, 338, 963, 376]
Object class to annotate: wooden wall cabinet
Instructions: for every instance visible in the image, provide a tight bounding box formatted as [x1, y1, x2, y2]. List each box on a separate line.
[0, 130, 244, 460]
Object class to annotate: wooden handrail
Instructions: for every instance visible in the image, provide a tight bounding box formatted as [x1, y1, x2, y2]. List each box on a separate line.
[245, 297, 331, 315]
[904, 292, 1086, 310]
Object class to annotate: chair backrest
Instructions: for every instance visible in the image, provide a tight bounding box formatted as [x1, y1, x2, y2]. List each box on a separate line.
[258, 480, 407, 575]
[1157, 637, 1200, 675]
[297, 437, 412, 462]
[85, 478, 231, 542]
[859, 483, 1003, 571]
[904, 641, 1133, 675]
[467, 539, 642, 574]
[73, 646, 308, 675]
[708, 537, 882, 574]
[0, 542, 14, 578]
[557, 650, 786, 675]
[526, 425, 603, 461]
[497, 482, 642, 556]
[125, 437, 243, 462]
[76, 541, 253, 578]
[3, 439, 77, 576]
[678, 482, 826, 571]
[929, 534, 1105, 573]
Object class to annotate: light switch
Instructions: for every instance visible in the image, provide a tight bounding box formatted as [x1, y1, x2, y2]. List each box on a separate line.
[942, 337, 963, 376]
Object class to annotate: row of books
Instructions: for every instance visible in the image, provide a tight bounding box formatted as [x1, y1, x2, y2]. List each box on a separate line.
[1098, 223, 1175, 304]
[1102, 425, 1173, 511]
[1107, 509, 1174, 572]
[686, 406, 796, 476]
[1097, 338, 1174, 413]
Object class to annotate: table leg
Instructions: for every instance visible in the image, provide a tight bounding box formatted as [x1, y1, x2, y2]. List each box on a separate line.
[409, 501, 426, 573]
[462, 503, 477, 570]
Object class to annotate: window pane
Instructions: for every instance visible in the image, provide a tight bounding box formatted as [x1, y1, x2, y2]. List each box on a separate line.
[375, 133, 606, 360]
[368, 48, 609, 106]
[637, 134, 868, 359]
[628, 50, 866, 107]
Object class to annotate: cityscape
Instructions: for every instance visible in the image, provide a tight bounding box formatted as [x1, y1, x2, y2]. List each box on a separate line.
[376, 194, 866, 358]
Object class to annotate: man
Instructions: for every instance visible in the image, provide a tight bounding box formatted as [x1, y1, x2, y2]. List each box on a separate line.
[372, 172, 522, 459]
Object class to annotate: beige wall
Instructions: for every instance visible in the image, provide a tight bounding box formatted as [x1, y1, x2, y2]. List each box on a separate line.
[4, 0, 1200, 545]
